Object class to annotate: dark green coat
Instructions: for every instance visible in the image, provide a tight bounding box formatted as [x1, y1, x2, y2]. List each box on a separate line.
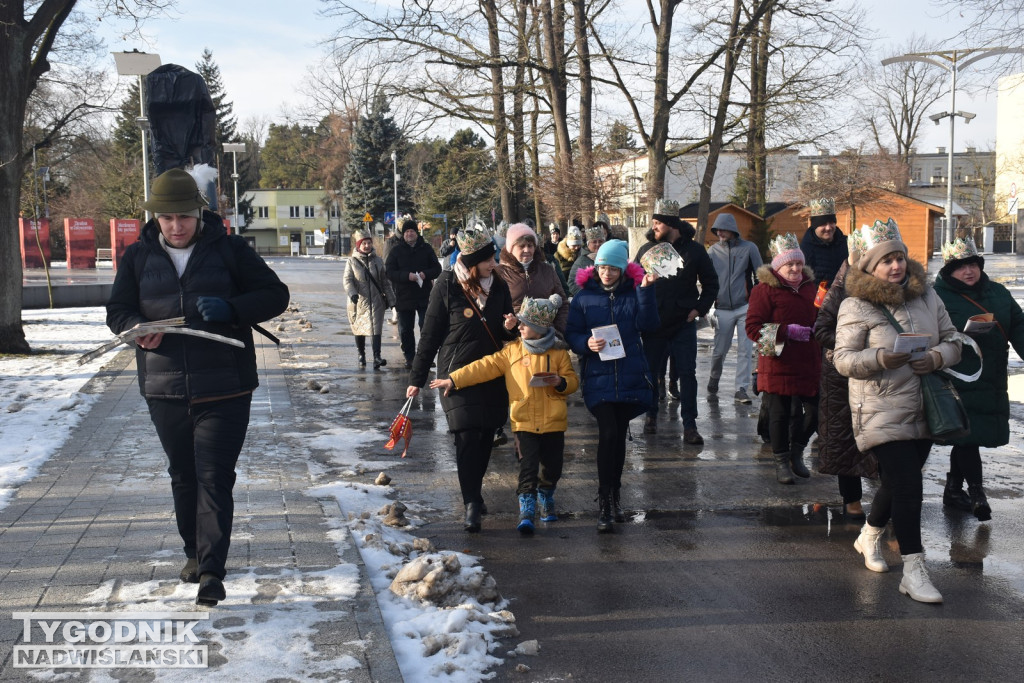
[933, 271, 1024, 447]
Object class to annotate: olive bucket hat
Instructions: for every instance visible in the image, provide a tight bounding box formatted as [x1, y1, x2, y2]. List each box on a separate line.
[142, 168, 208, 215]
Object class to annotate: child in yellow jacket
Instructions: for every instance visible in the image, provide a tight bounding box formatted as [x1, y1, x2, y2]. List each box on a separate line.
[431, 294, 578, 534]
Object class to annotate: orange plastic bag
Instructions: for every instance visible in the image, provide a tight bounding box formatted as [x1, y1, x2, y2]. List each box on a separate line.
[384, 396, 414, 458]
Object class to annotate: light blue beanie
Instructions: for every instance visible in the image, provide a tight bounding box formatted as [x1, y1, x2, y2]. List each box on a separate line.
[595, 239, 628, 271]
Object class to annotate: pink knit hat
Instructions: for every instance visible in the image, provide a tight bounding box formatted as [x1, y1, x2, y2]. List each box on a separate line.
[769, 233, 805, 270]
[505, 222, 538, 247]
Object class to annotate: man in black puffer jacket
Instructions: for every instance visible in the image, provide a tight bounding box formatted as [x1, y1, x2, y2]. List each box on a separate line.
[386, 218, 443, 368]
[800, 197, 848, 287]
[106, 168, 289, 606]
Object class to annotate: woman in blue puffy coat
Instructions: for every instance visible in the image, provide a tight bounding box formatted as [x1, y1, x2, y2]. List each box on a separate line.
[566, 240, 659, 532]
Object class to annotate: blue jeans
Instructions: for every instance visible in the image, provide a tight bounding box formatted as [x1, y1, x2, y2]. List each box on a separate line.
[644, 322, 698, 427]
[397, 303, 428, 361]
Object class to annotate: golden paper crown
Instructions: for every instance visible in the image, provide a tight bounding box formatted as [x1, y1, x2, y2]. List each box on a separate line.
[768, 232, 801, 259]
[809, 197, 836, 216]
[852, 218, 902, 253]
[653, 198, 680, 217]
[457, 225, 493, 255]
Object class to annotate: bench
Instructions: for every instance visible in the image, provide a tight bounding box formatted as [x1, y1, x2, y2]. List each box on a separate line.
[96, 248, 113, 261]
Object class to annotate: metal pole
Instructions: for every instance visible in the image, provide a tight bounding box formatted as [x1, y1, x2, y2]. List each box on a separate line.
[391, 151, 399, 229]
[945, 59, 957, 244]
[232, 150, 240, 231]
[139, 74, 151, 223]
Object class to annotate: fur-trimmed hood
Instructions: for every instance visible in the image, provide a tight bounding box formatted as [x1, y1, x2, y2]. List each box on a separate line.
[575, 261, 646, 289]
[755, 264, 815, 289]
[844, 258, 926, 307]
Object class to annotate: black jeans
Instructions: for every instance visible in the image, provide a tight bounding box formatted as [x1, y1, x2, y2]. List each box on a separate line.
[762, 392, 818, 453]
[644, 324, 698, 427]
[354, 334, 382, 357]
[452, 428, 495, 505]
[838, 474, 863, 504]
[147, 394, 252, 580]
[867, 439, 932, 555]
[397, 303, 428, 361]
[591, 402, 635, 493]
[949, 444, 983, 485]
[515, 431, 564, 494]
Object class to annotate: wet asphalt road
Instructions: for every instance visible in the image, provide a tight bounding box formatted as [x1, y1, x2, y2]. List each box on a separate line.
[273, 257, 1024, 682]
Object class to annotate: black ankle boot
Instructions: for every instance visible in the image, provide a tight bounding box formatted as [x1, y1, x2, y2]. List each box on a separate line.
[597, 490, 614, 533]
[968, 484, 992, 521]
[612, 488, 626, 523]
[943, 473, 972, 512]
[357, 353, 366, 367]
[773, 451, 795, 484]
[464, 501, 482, 532]
[373, 355, 386, 369]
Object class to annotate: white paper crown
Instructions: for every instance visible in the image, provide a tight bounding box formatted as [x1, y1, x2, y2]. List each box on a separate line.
[941, 236, 980, 263]
[851, 218, 902, 253]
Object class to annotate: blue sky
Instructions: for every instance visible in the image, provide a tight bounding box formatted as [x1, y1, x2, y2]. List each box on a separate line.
[93, 0, 1009, 153]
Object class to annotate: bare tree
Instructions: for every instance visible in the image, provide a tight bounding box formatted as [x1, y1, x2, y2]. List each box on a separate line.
[0, 1, 170, 353]
[863, 36, 947, 169]
[798, 147, 909, 231]
[935, 0, 1024, 47]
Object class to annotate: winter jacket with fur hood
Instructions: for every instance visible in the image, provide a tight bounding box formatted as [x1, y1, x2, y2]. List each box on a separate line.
[449, 338, 579, 434]
[566, 263, 659, 418]
[344, 248, 395, 337]
[496, 246, 569, 333]
[106, 211, 290, 401]
[833, 259, 961, 451]
[554, 240, 580, 279]
[745, 265, 821, 396]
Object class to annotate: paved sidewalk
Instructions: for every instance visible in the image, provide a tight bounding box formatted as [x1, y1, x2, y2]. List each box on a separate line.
[0, 340, 401, 681]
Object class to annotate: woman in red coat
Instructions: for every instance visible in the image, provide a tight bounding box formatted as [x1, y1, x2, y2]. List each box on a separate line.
[746, 233, 821, 484]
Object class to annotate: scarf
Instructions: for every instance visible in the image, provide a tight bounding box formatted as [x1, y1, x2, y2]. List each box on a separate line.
[781, 271, 803, 288]
[523, 327, 556, 354]
[454, 259, 492, 309]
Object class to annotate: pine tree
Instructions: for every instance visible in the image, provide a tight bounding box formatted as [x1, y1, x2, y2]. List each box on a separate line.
[342, 94, 411, 231]
[419, 129, 497, 230]
[98, 83, 146, 221]
[259, 123, 320, 189]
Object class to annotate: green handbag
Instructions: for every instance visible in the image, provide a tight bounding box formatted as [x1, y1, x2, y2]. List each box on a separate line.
[874, 305, 970, 443]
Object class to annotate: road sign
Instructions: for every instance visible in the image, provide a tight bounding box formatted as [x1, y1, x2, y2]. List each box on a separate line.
[384, 211, 395, 225]
[363, 212, 373, 223]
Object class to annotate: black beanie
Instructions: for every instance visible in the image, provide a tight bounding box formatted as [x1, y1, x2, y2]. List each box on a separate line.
[461, 241, 496, 267]
[939, 255, 985, 281]
[402, 218, 419, 234]
[810, 213, 837, 229]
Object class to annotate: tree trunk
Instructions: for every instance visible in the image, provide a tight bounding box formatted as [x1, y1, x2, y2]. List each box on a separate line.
[481, 0, 514, 222]
[572, 0, 595, 225]
[746, 6, 773, 214]
[643, 0, 677, 214]
[511, 1, 531, 222]
[539, 0, 573, 223]
[0, 14, 34, 353]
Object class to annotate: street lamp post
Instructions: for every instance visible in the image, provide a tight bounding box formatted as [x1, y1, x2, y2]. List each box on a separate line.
[881, 47, 1024, 245]
[222, 143, 246, 231]
[112, 50, 162, 223]
[390, 150, 399, 231]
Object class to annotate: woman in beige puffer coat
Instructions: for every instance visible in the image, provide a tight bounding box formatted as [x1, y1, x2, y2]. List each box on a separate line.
[344, 231, 396, 369]
[833, 220, 961, 605]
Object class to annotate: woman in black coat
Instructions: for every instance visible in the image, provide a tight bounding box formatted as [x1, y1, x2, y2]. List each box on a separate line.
[406, 227, 518, 532]
[106, 168, 289, 606]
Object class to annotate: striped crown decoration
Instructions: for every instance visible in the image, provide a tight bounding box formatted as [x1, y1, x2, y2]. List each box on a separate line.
[809, 197, 836, 216]
[855, 218, 902, 252]
[768, 232, 801, 259]
[941, 236, 981, 263]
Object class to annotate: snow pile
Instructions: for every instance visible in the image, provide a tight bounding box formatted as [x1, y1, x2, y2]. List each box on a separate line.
[0, 307, 111, 510]
[311, 479, 518, 682]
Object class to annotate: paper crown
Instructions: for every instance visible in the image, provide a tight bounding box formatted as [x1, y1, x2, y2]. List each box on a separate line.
[941, 236, 981, 263]
[653, 198, 679, 217]
[457, 225, 493, 255]
[351, 230, 371, 244]
[809, 198, 836, 216]
[548, 222, 560, 234]
[585, 225, 606, 242]
[851, 218, 902, 253]
[566, 226, 584, 245]
[594, 212, 611, 226]
[768, 232, 801, 259]
[518, 294, 562, 331]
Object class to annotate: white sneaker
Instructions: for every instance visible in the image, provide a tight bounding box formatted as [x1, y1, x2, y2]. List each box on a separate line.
[853, 523, 889, 573]
[899, 553, 943, 603]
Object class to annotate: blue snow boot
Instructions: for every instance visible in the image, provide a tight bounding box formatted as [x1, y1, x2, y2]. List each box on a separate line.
[538, 487, 558, 522]
[517, 493, 536, 535]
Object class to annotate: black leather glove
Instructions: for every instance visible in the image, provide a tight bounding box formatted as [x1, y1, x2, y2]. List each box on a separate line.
[350, 294, 359, 305]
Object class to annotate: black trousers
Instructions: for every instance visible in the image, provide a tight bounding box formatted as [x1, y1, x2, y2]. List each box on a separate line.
[762, 392, 818, 454]
[949, 444, 983, 485]
[397, 303, 428, 362]
[147, 394, 252, 580]
[453, 428, 495, 505]
[838, 474, 863, 504]
[354, 334, 382, 357]
[515, 431, 564, 494]
[867, 439, 932, 555]
[591, 402, 635, 493]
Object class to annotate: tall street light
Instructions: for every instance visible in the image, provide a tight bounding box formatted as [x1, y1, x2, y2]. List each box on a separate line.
[390, 150, 399, 232]
[881, 47, 1024, 245]
[223, 143, 246, 231]
[112, 50, 162, 223]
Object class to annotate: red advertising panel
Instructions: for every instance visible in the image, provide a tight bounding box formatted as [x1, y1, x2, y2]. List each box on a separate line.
[19, 218, 51, 269]
[64, 218, 96, 269]
[224, 218, 232, 235]
[110, 219, 141, 271]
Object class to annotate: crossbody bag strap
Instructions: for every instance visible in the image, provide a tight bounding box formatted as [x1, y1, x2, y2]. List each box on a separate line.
[874, 303, 982, 383]
[958, 293, 1008, 340]
[460, 283, 502, 351]
[353, 255, 389, 303]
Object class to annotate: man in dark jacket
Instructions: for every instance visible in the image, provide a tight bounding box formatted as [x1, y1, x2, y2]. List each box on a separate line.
[386, 218, 443, 368]
[634, 198, 719, 444]
[106, 168, 289, 606]
[800, 197, 848, 287]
